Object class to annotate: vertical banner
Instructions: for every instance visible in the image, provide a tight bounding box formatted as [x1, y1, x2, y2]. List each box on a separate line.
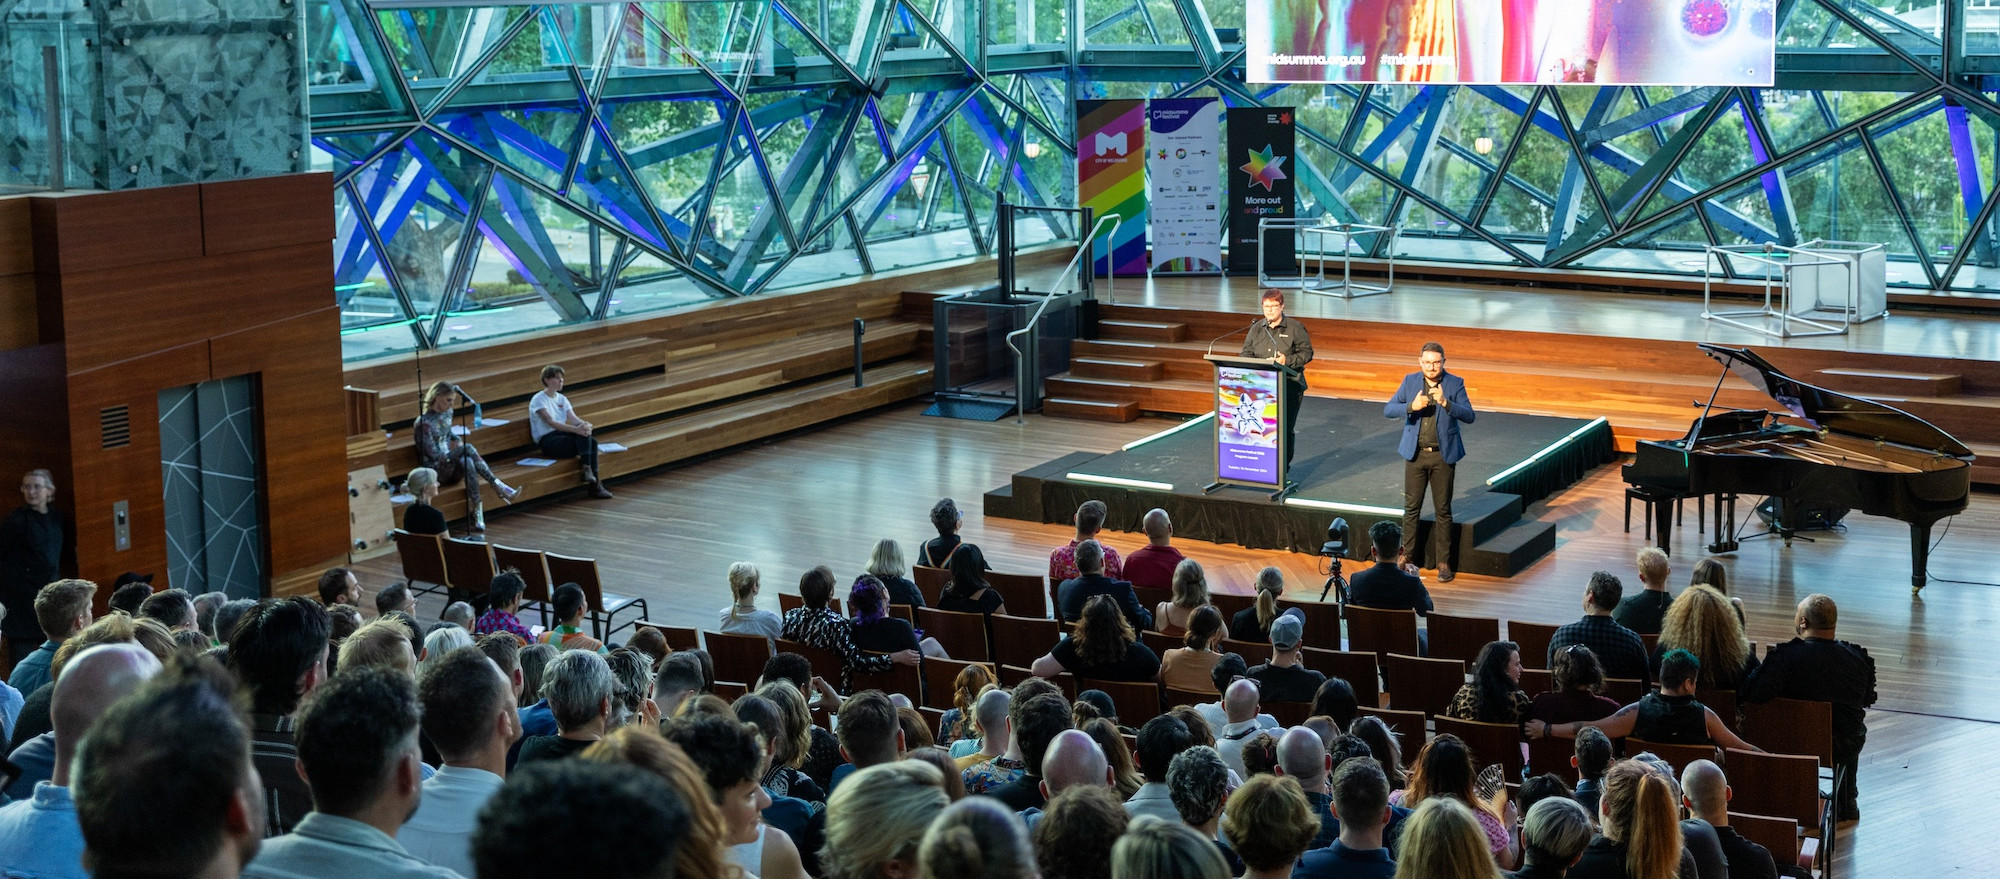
[1076, 99, 1148, 277]
[1147, 98, 1223, 274]
[1215, 364, 1282, 487]
[1226, 107, 1297, 276]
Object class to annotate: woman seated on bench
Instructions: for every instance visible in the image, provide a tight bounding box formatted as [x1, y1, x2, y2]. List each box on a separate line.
[530, 364, 613, 499]
[415, 381, 516, 532]
[402, 467, 447, 535]
[1529, 648, 1762, 752]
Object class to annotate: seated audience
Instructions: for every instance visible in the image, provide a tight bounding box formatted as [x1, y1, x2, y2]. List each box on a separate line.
[1687, 559, 1745, 625]
[748, 680, 829, 808]
[338, 617, 417, 676]
[1275, 726, 1339, 847]
[1155, 558, 1218, 637]
[831, 689, 906, 793]
[938, 662, 995, 748]
[516, 643, 557, 707]
[213, 598, 257, 649]
[193, 590, 229, 641]
[1346, 521, 1434, 652]
[1056, 539, 1152, 631]
[719, 562, 783, 641]
[1050, 499, 1125, 582]
[919, 498, 969, 568]
[1611, 547, 1674, 636]
[1391, 734, 1518, 869]
[1510, 796, 1594, 879]
[537, 583, 606, 653]
[400, 648, 518, 877]
[904, 748, 968, 801]
[782, 566, 918, 693]
[470, 760, 687, 879]
[1249, 610, 1326, 703]
[1214, 678, 1268, 777]
[1571, 727, 1613, 814]
[518, 649, 613, 763]
[868, 538, 927, 608]
[849, 575, 947, 657]
[1190, 652, 1277, 736]
[401, 467, 448, 535]
[823, 761, 951, 879]
[1126, 508, 1190, 596]
[1166, 746, 1235, 867]
[1026, 729, 1116, 823]
[1077, 717, 1144, 799]
[73, 657, 263, 879]
[1241, 728, 1282, 778]
[986, 691, 1074, 810]
[1113, 815, 1231, 879]
[956, 685, 1013, 772]
[241, 666, 457, 879]
[938, 543, 1006, 615]
[317, 568, 362, 608]
[1297, 756, 1398, 879]
[1393, 797, 1506, 879]
[472, 572, 533, 644]
[229, 596, 332, 836]
[371, 582, 414, 621]
[1128, 714, 1195, 822]
[1159, 605, 1227, 693]
[1225, 774, 1322, 879]
[1680, 760, 1778, 879]
[1566, 759, 1683, 879]
[475, 634, 524, 702]
[1624, 754, 1723, 879]
[1514, 773, 1575, 818]
[8, 578, 94, 696]
[1546, 572, 1650, 683]
[1533, 649, 1759, 751]
[604, 647, 656, 729]
[137, 588, 195, 633]
[583, 727, 743, 879]
[1230, 567, 1289, 644]
[1313, 677, 1360, 731]
[919, 795, 1039, 879]
[1033, 594, 1161, 682]
[1653, 585, 1757, 691]
[418, 625, 473, 678]
[1034, 785, 1128, 879]
[527, 363, 613, 498]
[1445, 640, 1531, 728]
[662, 713, 811, 879]
[439, 602, 475, 631]
[1529, 645, 1621, 726]
[655, 651, 708, 717]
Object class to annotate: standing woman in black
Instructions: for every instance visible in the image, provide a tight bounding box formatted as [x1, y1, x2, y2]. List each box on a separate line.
[414, 381, 515, 532]
[0, 469, 65, 667]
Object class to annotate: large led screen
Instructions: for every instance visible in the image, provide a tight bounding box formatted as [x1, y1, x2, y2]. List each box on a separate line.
[1246, 0, 1777, 85]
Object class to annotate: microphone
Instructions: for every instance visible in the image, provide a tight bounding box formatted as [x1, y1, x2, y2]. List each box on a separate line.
[454, 385, 483, 428]
[1204, 319, 1260, 357]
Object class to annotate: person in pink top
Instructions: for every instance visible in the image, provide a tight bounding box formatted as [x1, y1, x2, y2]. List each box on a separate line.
[1050, 500, 1124, 582]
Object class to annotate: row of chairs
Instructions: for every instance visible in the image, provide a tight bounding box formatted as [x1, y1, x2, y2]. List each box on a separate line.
[392, 529, 649, 640]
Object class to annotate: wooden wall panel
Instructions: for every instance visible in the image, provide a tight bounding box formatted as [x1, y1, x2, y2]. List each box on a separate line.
[0, 274, 36, 350]
[63, 342, 210, 588]
[29, 186, 204, 275]
[0, 197, 30, 275]
[0, 345, 70, 490]
[200, 174, 337, 257]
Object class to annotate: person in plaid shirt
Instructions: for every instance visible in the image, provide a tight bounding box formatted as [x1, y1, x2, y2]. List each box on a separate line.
[1546, 571, 1651, 683]
[473, 571, 534, 645]
[1049, 499, 1124, 582]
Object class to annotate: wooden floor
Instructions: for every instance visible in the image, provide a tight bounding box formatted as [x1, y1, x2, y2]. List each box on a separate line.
[354, 392, 1999, 877]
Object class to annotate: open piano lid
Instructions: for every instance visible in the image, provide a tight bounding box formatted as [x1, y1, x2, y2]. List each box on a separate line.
[1699, 344, 1974, 459]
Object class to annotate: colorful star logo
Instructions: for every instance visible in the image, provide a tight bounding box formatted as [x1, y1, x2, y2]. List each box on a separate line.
[1240, 144, 1288, 191]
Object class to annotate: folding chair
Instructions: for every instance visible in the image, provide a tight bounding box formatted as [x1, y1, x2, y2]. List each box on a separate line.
[991, 614, 1062, 669]
[852, 652, 925, 703]
[911, 566, 948, 606]
[917, 607, 991, 661]
[1426, 612, 1501, 665]
[922, 658, 997, 711]
[1344, 606, 1421, 658]
[1300, 647, 1380, 709]
[705, 631, 774, 684]
[545, 552, 648, 641]
[987, 572, 1050, 619]
[441, 536, 497, 612]
[1077, 678, 1163, 727]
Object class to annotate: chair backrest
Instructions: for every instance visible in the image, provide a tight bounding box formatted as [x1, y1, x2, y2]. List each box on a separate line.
[1000, 665, 1077, 701]
[1382, 652, 1466, 718]
[1526, 733, 1580, 785]
[1300, 647, 1380, 709]
[1640, 632, 1661, 655]
[1265, 700, 1312, 727]
[543, 552, 603, 609]
[917, 607, 992, 662]
[1432, 715, 1526, 780]
[704, 631, 774, 684]
[1602, 677, 1647, 706]
[392, 530, 450, 588]
[490, 544, 551, 604]
[852, 653, 925, 704]
[1518, 668, 1554, 699]
[1220, 637, 1269, 659]
[1723, 748, 1825, 831]
[1728, 811, 1807, 872]
[1355, 705, 1427, 744]
[779, 593, 843, 616]
[888, 604, 914, 624]
[987, 572, 1050, 619]
[1164, 686, 1215, 709]
[1740, 698, 1835, 766]
[1140, 630, 1181, 659]
[920, 705, 949, 739]
[1699, 688, 1739, 733]
[1624, 737, 1717, 775]
[634, 622, 702, 653]
[712, 681, 749, 702]
[777, 639, 847, 688]
[1278, 600, 1342, 652]
[1207, 592, 1255, 621]
[912, 566, 949, 606]
[1426, 612, 1502, 665]
[1133, 585, 1172, 615]
[1077, 678, 1162, 727]
[441, 537, 497, 595]
[991, 614, 1062, 669]
[1507, 620, 1560, 669]
[1344, 605, 1420, 657]
[922, 658, 998, 711]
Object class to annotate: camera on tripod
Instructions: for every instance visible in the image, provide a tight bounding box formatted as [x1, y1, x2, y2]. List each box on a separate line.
[1318, 518, 1349, 603]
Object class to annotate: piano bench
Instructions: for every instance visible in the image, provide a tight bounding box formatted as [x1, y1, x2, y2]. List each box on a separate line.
[1624, 487, 1705, 538]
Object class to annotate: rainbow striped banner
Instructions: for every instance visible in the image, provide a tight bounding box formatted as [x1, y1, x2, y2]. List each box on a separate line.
[1077, 99, 1149, 277]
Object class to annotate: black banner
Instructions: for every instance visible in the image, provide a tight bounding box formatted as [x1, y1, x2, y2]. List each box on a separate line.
[1225, 107, 1297, 276]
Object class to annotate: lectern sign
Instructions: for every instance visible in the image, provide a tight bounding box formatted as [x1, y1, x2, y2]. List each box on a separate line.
[1216, 364, 1282, 486]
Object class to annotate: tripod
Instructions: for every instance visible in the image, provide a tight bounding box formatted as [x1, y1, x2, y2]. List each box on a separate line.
[1319, 553, 1348, 606]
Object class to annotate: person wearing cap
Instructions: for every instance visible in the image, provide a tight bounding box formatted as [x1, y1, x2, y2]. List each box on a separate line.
[1248, 609, 1326, 704]
[1, 469, 66, 668]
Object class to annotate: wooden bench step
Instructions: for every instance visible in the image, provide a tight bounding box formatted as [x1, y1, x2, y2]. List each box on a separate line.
[1071, 357, 1165, 382]
[1044, 397, 1141, 422]
[1045, 376, 1211, 413]
[1098, 319, 1188, 342]
[1817, 367, 1961, 397]
[360, 336, 668, 429]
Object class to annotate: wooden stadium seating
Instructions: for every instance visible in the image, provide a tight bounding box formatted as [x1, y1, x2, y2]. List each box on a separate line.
[490, 543, 553, 627]
[922, 658, 998, 711]
[1356, 706, 1427, 743]
[1383, 652, 1466, 718]
[705, 631, 774, 684]
[1507, 620, 1560, 668]
[1266, 700, 1313, 727]
[1141, 629, 1181, 658]
[1526, 733, 1580, 784]
[1165, 686, 1215, 709]
[1625, 737, 1717, 774]
[1221, 637, 1270, 659]
[1344, 605, 1421, 658]
[1700, 688, 1739, 732]
[991, 614, 1062, 669]
[1724, 748, 1830, 839]
[1000, 664, 1077, 701]
[440, 536, 496, 607]
[918, 607, 992, 661]
[1602, 677, 1647, 706]
[777, 639, 847, 689]
[988, 572, 1051, 619]
[1740, 697, 1836, 767]
[545, 552, 647, 641]
[852, 653, 925, 703]
[1279, 599, 1343, 652]
[711, 680, 749, 701]
[1301, 647, 1380, 709]
[912, 566, 948, 606]
[1729, 811, 1819, 874]
[632, 622, 702, 653]
[779, 593, 843, 616]
[1518, 668, 1554, 699]
[1078, 678, 1163, 727]
[1434, 715, 1526, 781]
[392, 529, 450, 599]
[1207, 592, 1255, 622]
[1426, 612, 1502, 665]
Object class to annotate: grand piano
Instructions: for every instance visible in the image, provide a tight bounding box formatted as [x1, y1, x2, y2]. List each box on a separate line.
[1623, 344, 1974, 593]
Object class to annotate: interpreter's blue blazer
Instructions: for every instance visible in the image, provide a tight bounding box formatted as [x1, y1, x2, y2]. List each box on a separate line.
[1383, 371, 1475, 464]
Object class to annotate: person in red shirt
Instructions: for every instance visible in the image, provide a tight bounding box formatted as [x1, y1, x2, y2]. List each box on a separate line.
[1123, 508, 1187, 595]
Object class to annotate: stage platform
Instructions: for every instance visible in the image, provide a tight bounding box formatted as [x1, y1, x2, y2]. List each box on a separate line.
[986, 397, 1615, 577]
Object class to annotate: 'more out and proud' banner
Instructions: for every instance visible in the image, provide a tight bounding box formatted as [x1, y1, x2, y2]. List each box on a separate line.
[1146, 98, 1223, 275]
[1077, 99, 1149, 277]
[1226, 107, 1297, 276]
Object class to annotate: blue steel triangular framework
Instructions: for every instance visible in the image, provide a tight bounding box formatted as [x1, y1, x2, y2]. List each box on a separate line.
[313, 0, 2000, 358]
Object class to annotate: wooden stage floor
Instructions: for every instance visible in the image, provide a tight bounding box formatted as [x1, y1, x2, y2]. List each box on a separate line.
[352, 279, 2000, 876]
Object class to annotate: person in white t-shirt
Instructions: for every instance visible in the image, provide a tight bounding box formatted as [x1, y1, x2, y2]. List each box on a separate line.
[529, 365, 612, 499]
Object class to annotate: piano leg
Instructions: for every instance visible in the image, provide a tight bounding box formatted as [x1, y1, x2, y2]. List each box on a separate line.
[1651, 497, 1675, 556]
[1911, 522, 1932, 594]
[1708, 493, 1739, 554]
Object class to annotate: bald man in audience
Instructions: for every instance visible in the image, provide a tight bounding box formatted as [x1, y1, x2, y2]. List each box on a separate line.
[1275, 727, 1342, 847]
[0, 644, 162, 879]
[1123, 509, 1188, 593]
[1741, 593, 1875, 823]
[955, 686, 1013, 771]
[1215, 679, 1265, 777]
[1022, 729, 1113, 829]
[1682, 760, 1779, 879]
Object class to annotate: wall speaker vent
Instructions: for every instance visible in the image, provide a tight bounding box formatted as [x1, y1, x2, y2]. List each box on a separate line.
[99, 405, 130, 449]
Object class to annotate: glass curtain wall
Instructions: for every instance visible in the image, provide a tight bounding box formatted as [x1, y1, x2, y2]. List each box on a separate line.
[310, 0, 2000, 360]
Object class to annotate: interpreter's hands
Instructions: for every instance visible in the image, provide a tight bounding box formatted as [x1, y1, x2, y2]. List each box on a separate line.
[1410, 394, 1431, 412]
[893, 649, 922, 667]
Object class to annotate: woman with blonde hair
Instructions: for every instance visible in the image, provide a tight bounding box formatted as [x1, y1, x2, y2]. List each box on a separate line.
[937, 663, 995, 746]
[750, 680, 826, 804]
[1112, 814, 1230, 879]
[413, 380, 516, 531]
[1655, 584, 1758, 690]
[582, 727, 747, 879]
[401, 466, 447, 535]
[1032, 594, 1162, 682]
[1391, 797, 1505, 879]
[1567, 760, 1684, 879]
[1155, 559, 1221, 636]
[1230, 567, 1287, 643]
[919, 796, 1037, 879]
[1158, 605, 1227, 694]
[719, 561, 782, 641]
[1392, 734, 1519, 868]
[1517, 796, 1595, 877]
[1080, 716, 1146, 799]
[1221, 774, 1321, 879]
[822, 761, 952, 879]
[868, 538, 927, 608]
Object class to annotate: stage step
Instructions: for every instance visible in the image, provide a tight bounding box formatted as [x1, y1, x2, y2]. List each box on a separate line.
[1044, 397, 1141, 422]
[1099, 319, 1189, 342]
[1461, 518, 1559, 578]
[1046, 376, 1211, 413]
[1072, 357, 1165, 382]
[1815, 367, 1961, 397]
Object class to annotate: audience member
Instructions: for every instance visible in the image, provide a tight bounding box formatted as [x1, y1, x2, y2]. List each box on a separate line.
[1154, 558, 1215, 636]
[1240, 728, 1282, 778]
[1530, 645, 1622, 726]
[1346, 521, 1434, 652]
[214, 598, 257, 649]
[8, 579, 94, 696]
[1033, 785, 1127, 879]
[834, 690, 906, 786]
[1687, 559, 1745, 625]
[0, 470, 64, 668]
[316, 568, 362, 608]
[1740, 592, 1874, 824]
[720, 562, 783, 640]
[173, 627, 214, 660]
[1446, 640, 1531, 728]
[325, 606, 363, 662]
[397, 648, 520, 875]
[627, 626, 670, 669]
[849, 575, 946, 657]
[1088, 716, 1147, 799]
[655, 650, 707, 716]
[1392, 797, 1505, 879]
[1113, 814, 1231, 879]
[1034, 594, 1161, 682]
[417, 624, 473, 678]
[1165, 746, 1233, 864]
[73, 657, 264, 879]
[7, 614, 137, 766]
[957, 684, 1014, 772]
[106, 575, 152, 616]
[1680, 760, 1777, 879]
[986, 690, 1073, 810]
[1313, 677, 1359, 731]
[1350, 717, 1407, 791]
[1126, 508, 1189, 595]
[1546, 572, 1649, 682]
[137, 587, 196, 632]
[1056, 539, 1152, 631]
[582, 727, 745, 879]
[1612, 548, 1673, 635]
[1159, 605, 1227, 693]
[532, 583, 604, 653]
[242, 666, 456, 879]
[898, 705, 937, 750]
[472, 572, 533, 644]
[904, 748, 968, 801]
[663, 713, 811, 879]
[470, 760, 687, 879]
[438, 602, 475, 631]
[1534, 649, 1758, 751]
[938, 662, 995, 748]
[1275, 726, 1340, 846]
[919, 795, 1040, 879]
[193, 590, 229, 641]
[516, 642, 557, 708]
[1391, 734, 1518, 869]
[374, 582, 416, 619]
[1653, 585, 1757, 690]
[1025, 728, 1114, 825]
[338, 617, 417, 676]
[919, 498, 968, 568]
[1297, 756, 1398, 879]
[1189, 652, 1276, 736]
[1225, 774, 1321, 879]
[822, 761, 950, 879]
[783, 566, 918, 692]
[0, 644, 160, 879]
[604, 647, 656, 728]
[1515, 773, 1575, 818]
[1050, 499, 1125, 582]
[1510, 796, 1594, 879]
[750, 680, 830, 805]
[1567, 760, 1683, 879]
[1630, 754, 1723, 879]
[867, 538, 926, 608]
[1214, 678, 1267, 776]
[229, 596, 331, 836]
[381, 610, 423, 659]
[1128, 714, 1195, 821]
[939, 543, 1006, 615]
[474, 633, 524, 702]
[400, 467, 448, 536]
[518, 649, 612, 763]
[1230, 567, 1289, 644]
[1249, 610, 1326, 702]
[1571, 727, 1613, 814]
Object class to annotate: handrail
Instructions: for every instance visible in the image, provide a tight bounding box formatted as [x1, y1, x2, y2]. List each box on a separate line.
[1006, 213, 1122, 424]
